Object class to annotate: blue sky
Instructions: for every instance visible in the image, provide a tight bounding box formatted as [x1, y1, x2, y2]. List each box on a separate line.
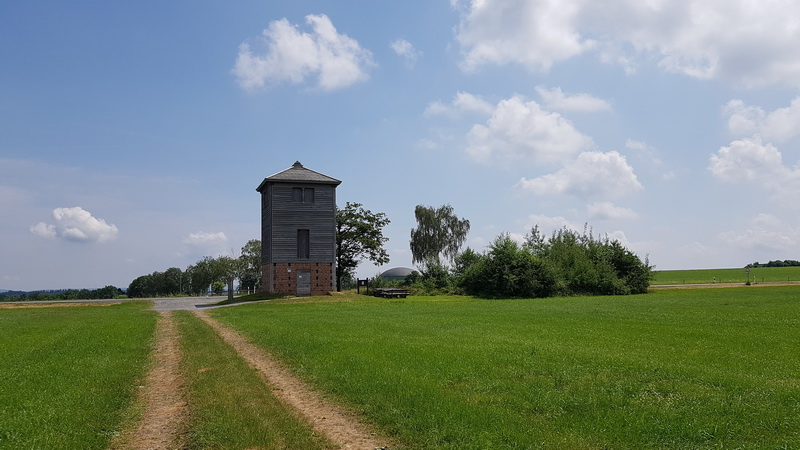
[3, 0, 800, 290]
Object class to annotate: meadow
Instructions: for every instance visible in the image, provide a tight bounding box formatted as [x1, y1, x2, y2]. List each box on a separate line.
[651, 265, 800, 285]
[1, 287, 798, 448]
[0, 302, 156, 449]
[174, 311, 332, 448]
[212, 287, 800, 448]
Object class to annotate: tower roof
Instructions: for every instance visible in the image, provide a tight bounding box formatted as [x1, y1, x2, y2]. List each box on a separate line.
[256, 161, 341, 192]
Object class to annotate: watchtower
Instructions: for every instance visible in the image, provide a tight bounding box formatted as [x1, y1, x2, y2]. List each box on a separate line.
[256, 161, 341, 296]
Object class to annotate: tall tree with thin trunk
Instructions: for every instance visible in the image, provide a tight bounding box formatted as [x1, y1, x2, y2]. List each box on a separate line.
[410, 204, 470, 274]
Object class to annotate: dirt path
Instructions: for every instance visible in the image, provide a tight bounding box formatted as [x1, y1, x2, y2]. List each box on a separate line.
[112, 311, 188, 449]
[194, 310, 393, 450]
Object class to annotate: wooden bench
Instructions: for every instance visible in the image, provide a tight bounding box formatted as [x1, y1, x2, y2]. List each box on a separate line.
[373, 288, 411, 298]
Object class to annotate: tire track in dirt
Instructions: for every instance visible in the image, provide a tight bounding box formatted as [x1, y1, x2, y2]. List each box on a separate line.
[194, 310, 392, 450]
[111, 311, 188, 449]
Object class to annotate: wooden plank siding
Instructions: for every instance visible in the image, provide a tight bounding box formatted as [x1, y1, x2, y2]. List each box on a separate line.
[257, 162, 341, 295]
[261, 183, 337, 264]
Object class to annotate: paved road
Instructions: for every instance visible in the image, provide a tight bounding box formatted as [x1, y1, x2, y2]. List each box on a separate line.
[2, 296, 236, 311]
[149, 296, 228, 311]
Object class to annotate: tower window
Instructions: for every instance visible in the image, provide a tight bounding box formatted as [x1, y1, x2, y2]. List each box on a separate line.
[297, 229, 310, 259]
[292, 187, 315, 203]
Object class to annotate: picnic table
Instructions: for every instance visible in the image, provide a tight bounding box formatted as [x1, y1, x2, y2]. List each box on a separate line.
[373, 288, 411, 298]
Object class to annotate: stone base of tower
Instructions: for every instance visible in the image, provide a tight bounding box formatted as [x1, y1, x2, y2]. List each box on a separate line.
[261, 262, 334, 296]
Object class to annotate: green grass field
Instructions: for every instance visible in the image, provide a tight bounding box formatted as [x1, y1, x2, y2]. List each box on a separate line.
[175, 311, 332, 449]
[2, 288, 798, 448]
[0, 302, 157, 449]
[651, 266, 800, 284]
[211, 288, 800, 448]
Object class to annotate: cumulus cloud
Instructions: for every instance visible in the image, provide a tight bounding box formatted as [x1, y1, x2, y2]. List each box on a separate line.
[522, 214, 581, 235]
[453, 0, 594, 72]
[708, 136, 800, 202]
[466, 95, 593, 164]
[390, 38, 421, 68]
[718, 213, 800, 251]
[723, 98, 800, 143]
[424, 91, 494, 117]
[233, 14, 374, 91]
[184, 231, 227, 247]
[535, 86, 611, 112]
[30, 222, 56, 239]
[452, 0, 800, 87]
[30, 207, 119, 243]
[708, 137, 785, 183]
[519, 151, 642, 199]
[587, 202, 638, 220]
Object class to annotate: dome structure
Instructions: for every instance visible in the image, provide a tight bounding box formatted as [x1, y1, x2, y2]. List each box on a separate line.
[380, 267, 416, 281]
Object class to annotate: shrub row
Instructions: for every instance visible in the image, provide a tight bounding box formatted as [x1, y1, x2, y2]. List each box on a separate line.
[379, 226, 652, 298]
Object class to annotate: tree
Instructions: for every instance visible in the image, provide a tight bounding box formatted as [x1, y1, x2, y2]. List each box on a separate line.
[336, 202, 391, 291]
[163, 267, 183, 296]
[459, 234, 557, 298]
[410, 204, 470, 274]
[185, 257, 217, 295]
[239, 239, 261, 293]
[213, 255, 240, 301]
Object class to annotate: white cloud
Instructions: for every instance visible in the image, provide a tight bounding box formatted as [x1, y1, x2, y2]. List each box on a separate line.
[625, 138, 663, 165]
[233, 14, 374, 91]
[31, 207, 119, 243]
[535, 86, 611, 112]
[519, 151, 642, 199]
[452, 0, 800, 87]
[587, 202, 638, 220]
[390, 38, 421, 68]
[709, 136, 800, 204]
[453, 0, 594, 72]
[466, 95, 593, 164]
[708, 137, 784, 183]
[718, 213, 800, 251]
[522, 214, 581, 235]
[723, 98, 800, 143]
[30, 222, 56, 239]
[423, 91, 494, 118]
[184, 231, 227, 246]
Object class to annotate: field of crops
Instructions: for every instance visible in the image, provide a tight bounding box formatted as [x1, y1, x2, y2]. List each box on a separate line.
[651, 265, 800, 285]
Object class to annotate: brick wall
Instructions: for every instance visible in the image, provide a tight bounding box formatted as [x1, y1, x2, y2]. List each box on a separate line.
[262, 262, 334, 296]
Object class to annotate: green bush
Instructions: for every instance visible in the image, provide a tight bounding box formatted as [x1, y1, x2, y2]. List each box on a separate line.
[458, 226, 652, 298]
[459, 235, 557, 298]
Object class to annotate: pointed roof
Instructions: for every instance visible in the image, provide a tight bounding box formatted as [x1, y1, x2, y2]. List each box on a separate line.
[256, 161, 341, 192]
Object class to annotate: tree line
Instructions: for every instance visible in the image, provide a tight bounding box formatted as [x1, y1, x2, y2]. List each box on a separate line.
[0, 285, 124, 302]
[125, 202, 390, 298]
[746, 260, 800, 268]
[2, 201, 652, 301]
[399, 205, 652, 298]
[127, 240, 261, 299]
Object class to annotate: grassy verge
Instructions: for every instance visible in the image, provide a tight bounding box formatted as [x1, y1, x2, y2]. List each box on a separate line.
[211, 288, 800, 448]
[652, 266, 800, 284]
[174, 311, 332, 449]
[0, 302, 156, 449]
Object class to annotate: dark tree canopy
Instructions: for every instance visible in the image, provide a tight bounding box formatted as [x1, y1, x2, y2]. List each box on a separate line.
[410, 204, 470, 273]
[239, 239, 261, 293]
[336, 202, 391, 291]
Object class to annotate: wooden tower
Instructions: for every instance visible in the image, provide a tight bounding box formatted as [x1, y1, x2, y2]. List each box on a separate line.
[256, 162, 341, 296]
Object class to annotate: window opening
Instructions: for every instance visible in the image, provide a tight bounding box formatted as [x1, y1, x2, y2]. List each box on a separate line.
[297, 229, 310, 259]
